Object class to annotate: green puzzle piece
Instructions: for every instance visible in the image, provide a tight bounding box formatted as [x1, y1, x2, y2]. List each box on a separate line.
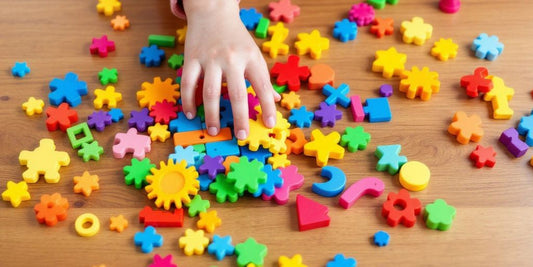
[123, 158, 155, 189]
[235, 237, 268, 267]
[340, 126, 371, 152]
[168, 53, 184, 69]
[227, 156, 267, 194]
[185, 194, 210, 217]
[66, 122, 94, 149]
[367, 0, 399, 9]
[209, 174, 242, 203]
[375, 144, 407, 175]
[78, 141, 104, 162]
[98, 67, 118, 85]
[424, 199, 456, 231]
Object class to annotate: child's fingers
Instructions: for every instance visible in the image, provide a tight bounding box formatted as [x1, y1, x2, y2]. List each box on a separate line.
[202, 66, 222, 136]
[180, 60, 202, 119]
[246, 61, 278, 129]
[226, 67, 250, 140]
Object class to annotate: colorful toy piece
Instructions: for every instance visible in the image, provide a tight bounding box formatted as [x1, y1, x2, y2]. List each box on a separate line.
[134, 226, 163, 253]
[75, 213, 100, 237]
[382, 189, 421, 227]
[22, 97, 44, 116]
[109, 214, 128, 233]
[460, 67, 493, 98]
[399, 66, 440, 100]
[235, 237, 268, 267]
[349, 95, 365, 122]
[78, 141, 104, 162]
[268, 0, 300, 23]
[483, 76, 514, 119]
[209, 174, 242, 203]
[129, 108, 155, 132]
[255, 17, 270, 38]
[208, 235, 235, 261]
[240, 8, 263, 30]
[33, 193, 69, 226]
[168, 54, 184, 69]
[96, 0, 121, 16]
[98, 67, 118, 85]
[66, 122, 94, 149]
[113, 128, 151, 160]
[279, 254, 307, 267]
[348, 3, 374, 26]
[186, 195, 210, 217]
[373, 230, 390, 247]
[49, 72, 88, 107]
[254, 164, 283, 197]
[45, 103, 78, 131]
[199, 155, 225, 179]
[370, 17, 394, 38]
[262, 165, 304, 205]
[176, 25, 187, 44]
[169, 145, 200, 166]
[139, 206, 184, 227]
[169, 113, 203, 133]
[499, 128, 528, 158]
[281, 91, 301, 110]
[472, 33, 504, 61]
[149, 100, 178, 124]
[312, 166, 346, 197]
[148, 123, 171, 142]
[314, 102, 342, 127]
[340, 126, 370, 152]
[11, 62, 30, 77]
[399, 161, 430, 191]
[323, 84, 351, 108]
[379, 84, 393, 97]
[140, 45, 166, 67]
[339, 177, 384, 209]
[308, 64, 335, 90]
[372, 47, 407, 78]
[138, 77, 180, 109]
[367, 0, 399, 9]
[73, 171, 100, 197]
[2, 181, 31, 208]
[197, 210, 222, 233]
[304, 129, 345, 167]
[448, 111, 483, 144]
[431, 38, 458, 61]
[90, 35, 115, 57]
[439, 0, 461, 13]
[19, 139, 70, 183]
[296, 194, 330, 231]
[289, 106, 314, 128]
[400, 17, 432, 45]
[149, 254, 177, 267]
[270, 55, 310, 91]
[88, 111, 112, 132]
[110, 15, 130, 30]
[375, 144, 407, 175]
[295, 30, 330, 59]
[267, 153, 291, 169]
[285, 128, 308, 155]
[262, 22, 290, 58]
[148, 35, 176, 48]
[94, 85, 122, 109]
[108, 108, 124, 122]
[518, 111, 533, 146]
[326, 254, 357, 267]
[227, 156, 267, 194]
[424, 199, 456, 231]
[179, 228, 209, 256]
[363, 97, 391, 122]
[333, 19, 357, 42]
[470, 145, 496, 168]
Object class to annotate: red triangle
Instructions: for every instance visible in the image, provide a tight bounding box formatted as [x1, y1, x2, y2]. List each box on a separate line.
[296, 194, 330, 231]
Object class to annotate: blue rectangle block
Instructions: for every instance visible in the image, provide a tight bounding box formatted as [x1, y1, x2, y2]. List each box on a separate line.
[169, 112, 203, 133]
[205, 138, 241, 157]
[363, 97, 391, 123]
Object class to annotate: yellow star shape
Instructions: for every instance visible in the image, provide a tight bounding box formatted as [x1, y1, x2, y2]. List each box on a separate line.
[22, 97, 44, 116]
[399, 66, 440, 101]
[96, 0, 121, 16]
[2, 181, 31, 207]
[268, 22, 289, 39]
[281, 91, 301, 110]
[179, 228, 210, 256]
[176, 26, 187, 44]
[94, 85, 122, 109]
[268, 154, 291, 169]
[148, 123, 171, 142]
[372, 47, 407, 78]
[431, 38, 458, 61]
[73, 171, 100, 197]
[109, 214, 128, 233]
[400, 17, 433, 45]
[303, 129, 345, 167]
[279, 254, 308, 267]
[197, 210, 222, 233]
[295, 30, 330, 59]
[262, 39, 289, 58]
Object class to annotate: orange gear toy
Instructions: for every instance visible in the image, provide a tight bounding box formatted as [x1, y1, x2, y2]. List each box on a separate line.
[382, 189, 421, 227]
[34, 193, 69, 226]
[145, 159, 199, 210]
[137, 77, 180, 109]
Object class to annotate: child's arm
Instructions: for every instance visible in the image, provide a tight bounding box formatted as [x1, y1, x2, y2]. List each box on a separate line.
[173, 0, 281, 140]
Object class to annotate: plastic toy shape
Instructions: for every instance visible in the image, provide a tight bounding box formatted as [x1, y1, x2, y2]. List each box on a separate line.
[279, 254, 308, 267]
[349, 95, 365, 122]
[460, 67, 493, 97]
[379, 84, 393, 97]
[149, 100, 178, 124]
[382, 189, 421, 227]
[66, 122, 93, 149]
[281, 91, 301, 110]
[285, 128, 308, 155]
[138, 77, 180, 108]
[96, 0, 121, 16]
[209, 174, 242, 203]
[255, 17, 270, 38]
[367, 0, 399, 9]
[470, 145, 496, 168]
[227, 156, 267, 194]
[223, 156, 240, 174]
[308, 64, 335, 90]
[304, 129, 345, 167]
[168, 54, 184, 69]
[483, 76, 514, 119]
[333, 19, 357, 42]
[262, 165, 304, 204]
[176, 25, 187, 44]
[148, 123, 171, 142]
[348, 3, 375, 26]
[78, 141, 104, 162]
[295, 30, 330, 59]
[110, 15, 129, 30]
[94, 85, 122, 109]
[134, 226, 163, 253]
[440, 0, 461, 13]
[472, 33, 504, 61]
[370, 17, 394, 38]
[518, 111, 533, 146]
[2, 181, 30, 208]
[11, 62, 30, 77]
[129, 108, 155, 132]
[140, 45, 166, 67]
[431, 38, 458, 61]
[323, 84, 351, 108]
[326, 254, 357, 267]
[98, 67, 118, 85]
[208, 235, 235, 261]
[88, 111, 112, 132]
[270, 55, 310, 91]
[186, 195, 210, 217]
[424, 199, 456, 231]
[399, 66, 440, 101]
[46, 103, 78, 131]
[139, 206, 184, 227]
[339, 177, 384, 209]
[109, 214, 128, 232]
[240, 146, 271, 164]
[238, 117, 273, 151]
[108, 108, 124, 122]
[73, 171, 100, 197]
[49, 72, 88, 107]
[400, 17, 432, 45]
[262, 35, 289, 58]
[19, 139, 70, 183]
[372, 47, 407, 78]
[399, 161, 430, 191]
[169, 145, 200, 166]
[199, 155, 225, 179]
[124, 158, 155, 189]
[75, 213, 100, 237]
[169, 113, 203, 133]
[240, 8, 263, 30]
[314, 102, 342, 127]
[499, 127, 528, 158]
[289, 106, 314, 128]
[235, 237, 268, 267]
[268, 22, 289, 38]
[363, 97, 391, 122]
[375, 144, 407, 175]
[204, 137, 240, 157]
[253, 164, 283, 197]
[33, 193, 69, 226]
[90, 35, 115, 57]
[267, 153, 291, 169]
[197, 210, 222, 233]
[113, 128, 151, 160]
[179, 228, 209, 256]
[312, 166, 346, 197]
[448, 111, 483, 144]
[22, 97, 44, 116]
[373, 230, 390, 247]
[340, 126, 371, 152]
[148, 35, 176, 48]
[149, 254, 177, 267]
[268, 0, 300, 23]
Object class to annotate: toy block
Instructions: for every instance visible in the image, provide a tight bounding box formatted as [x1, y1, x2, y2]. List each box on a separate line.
[326, 254, 357, 267]
[124, 158, 155, 189]
[285, 128, 307, 155]
[94, 85, 122, 109]
[109, 214, 128, 233]
[19, 139, 70, 184]
[340, 126, 370, 152]
[379, 84, 393, 97]
[176, 25, 187, 44]
[209, 174, 242, 203]
[460, 67, 493, 98]
[373, 230, 390, 246]
[483, 76, 514, 119]
[148, 123, 171, 142]
[254, 164, 283, 197]
[363, 97, 391, 122]
[240, 146, 271, 163]
[270, 55, 310, 91]
[113, 128, 151, 160]
[470, 145, 496, 168]
[45, 103, 78, 131]
[227, 156, 267, 194]
[382, 189, 421, 227]
[268, 21, 289, 40]
[289, 106, 314, 128]
[140, 45, 165, 67]
[75, 213, 100, 237]
[312, 166, 346, 197]
[279, 254, 307, 267]
[66, 122, 94, 149]
[173, 127, 232, 147]
[88, 111, 112, 132]
[431, 38, 458, 61]
[296, 194, 330, 231]
[98, 67, 118, 85]
[22, 97, 44, 116]
[367, 0, 399, 9]
[110, 15, 129, 30]
[139, 206, 184, 227]
[439, 0, 460, 13]
[448, 111, 483, 144]
[400, 17, 432, 45]
[399, 66, 440, 101]
[96, 0, 121, 16]
[186, 195, 210, 217]
[304, 129, 345, 167]
[323, 83, 351, 108]
[267, 153, 291, 169]
[372, 47, 406, 78]
[169, 112, 203, 133]
[309, 64, 335, 90]
[134, 226, 163, 253]
[399, 161, 430, 191]
[499, 127, 528, 158]
[472, 33, 504, 61]
[295, 30, 330, 59]
[370, 17, 394, 38]
[314, 102, 342, 127]
[333, 19, 357, 42]
[375, 144, 407, 175]
[11, 62, 30, 77]
[179, 229, 209, 256]
[348, 3, 375, 26]
[167, 54, 184, 69]
[33, 193, 69, 226]
[109, 108, 124, 122]
[255, 17, 270, 38]
[223, 156, 240, 175]
[199, 155, 225, 179]
[149, 254, 177, 267]
[248, 93, 260, 119]
[206, 137, 241, 157]
[49, 72, 88, 107]
[197, 210, 222, 233]
[339, 177, 384, 209]
[518, 111, 533, 146]
[78, 141, 104, 162]
[73, 171, 99, 196]
[269, 0, 300, 23]
[239, 112, 291, 154]
[281, 91, 301, 110]
[90, 35, 115, 57]
[349, 95, 365, 122]
[169, 145, 200, 166]
[273, 84, 287, 94]
[424, 199, 456, 231]
[129, 108, 154, 132]
[208, 235, 235, 261]
[262, 165, 304, 204]
[240, 8, 263, 30]
[235, 237, 268, 267]
[2, 181, 31, 208]
[262, 38, 289, 58]
[148, 35, 176, 47]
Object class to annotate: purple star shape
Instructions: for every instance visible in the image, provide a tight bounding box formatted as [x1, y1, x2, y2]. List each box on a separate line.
[314, 102, 342, 127]
[87, 111, 112, 132]
[128, 108, 154, 132]
[198, 155, 225, 179]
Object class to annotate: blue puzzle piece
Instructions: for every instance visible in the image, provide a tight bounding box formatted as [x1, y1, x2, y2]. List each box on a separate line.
[239, 8, 263, 30]
[134, 226, 163, 253]
[169, 112, 203, 133]
[333, 19, 358, 42]
[327, 253, 357, 267]
[48, 72, 88, 107]
[517, 110, 533, 146]
[206, 137, 240, 157]
[375, 144, 407, 175]
[312, 166, 346, 197]
[373, 230, 390, 247]
[169, 145, 200, 166]
[363, 97, 391, 122]
[323, 83, 351, 108]
[289, 106, 314, 128]
[140, 45, 166, 67]
[128, 108, 154, 132]
[220, 98, 234, 128]
[472, 33, 504, 61]
[197, 174, 214, 191]
[253, 164, 283, 197]
[11, 62, 30, 77]
[108, 108, 124, 122]
[239, 146, 272, 163]
[208, 234, 235, 261]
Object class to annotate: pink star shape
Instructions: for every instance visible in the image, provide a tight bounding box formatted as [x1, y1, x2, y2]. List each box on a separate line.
[268, 0, 300, 23]
[90, 35, 115, 57]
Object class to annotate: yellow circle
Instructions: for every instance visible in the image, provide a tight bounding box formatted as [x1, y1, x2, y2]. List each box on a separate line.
[399, 161, 430, 191]
[75, 213, 100, 237]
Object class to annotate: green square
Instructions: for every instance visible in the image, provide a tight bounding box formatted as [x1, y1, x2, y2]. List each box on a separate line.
[66, 122, 94, 149]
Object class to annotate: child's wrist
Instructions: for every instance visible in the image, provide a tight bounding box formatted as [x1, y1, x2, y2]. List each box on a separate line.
[184, 0, 239, 20]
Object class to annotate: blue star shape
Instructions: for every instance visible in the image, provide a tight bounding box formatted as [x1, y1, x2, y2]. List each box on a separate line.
[375, 144, 407, 175]
[333, 19, 358, 42]
[327, 253, 357, 267]
[208, 234, 235, 261]
[472, 33, 504, 61]
[240, 146, 272, 164]
[128, 108, 154, 132]
[289, 106, 314, 128]
[197, 173, 214, 191]
[48, 72, 88, 107]
[373, 230, 390, 247]
[518, 110, 533, 146]
[323, 83, 352, 108]
[239, 8, 263, 30]
[169, 145, 200, 166]
[169, 112, 203, 133]
[134, 226, 163, 253]
[11, 62, 30, 77]
[108, 108, 124, 122]
[253, 164, 283, 197]
[140, 45, 166, 67]
[314, 102, 342, 127]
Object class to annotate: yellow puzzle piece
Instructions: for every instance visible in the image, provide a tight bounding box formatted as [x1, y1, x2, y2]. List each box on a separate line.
[268, 154, 291, 169]
[197, 210, 222, 233]
[19, 139, 70, 183]
[179, 228, 210, 256]
[431, 38, 458, 61]
[484, 76, 514, 119]
[94, 85, 122, 109]
[176, 26, 187, 44]
[96, 0, 121, 16]
[279, 254, 308, 267]
[372, 47, 407, 78]
[304, 129, 345, 167]
[148, 123, 171, 142]
[263, 22, 289, 58]
[399, 66, 440, 101]
[295, 29, 330, 59]
[400, 17, 433, 45]
[22, 97, 45, 116]
[2, 181, 31, 207]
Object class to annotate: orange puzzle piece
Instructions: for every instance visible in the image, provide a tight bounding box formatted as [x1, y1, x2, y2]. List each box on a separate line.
[73, 171, 100, 197]
[110, 15, 130, 31]
[285, 128, 308, 155]
[197, 210, 222, 233]
[448, 111, 484, 144]
[281, 91, 301, 110]
[109, 214, 129, 232]
[370, 17, 394, 38]
[34, 193, 69, 226]
[173, 127, 232, 147]
[308, 64, 335, 90]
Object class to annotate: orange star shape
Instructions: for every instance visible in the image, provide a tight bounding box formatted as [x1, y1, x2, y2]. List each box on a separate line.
[111, 15, 130, 31]
[370, 17, 394, 38]
[73, 171, 100, 197]
[197, 210, 222, 233]
[281, 91, 301, 110]
[109, 214, 128, 232]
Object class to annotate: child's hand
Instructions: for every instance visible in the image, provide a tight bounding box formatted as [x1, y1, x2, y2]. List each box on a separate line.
[180, 0, 281, 140]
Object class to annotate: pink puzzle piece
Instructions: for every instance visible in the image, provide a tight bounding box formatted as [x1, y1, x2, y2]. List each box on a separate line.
[339, 177, 385, 209]
[268, 0, 300, 23]
[350, 95, 365, 122]
[262, 165, 304, 205]
[113, 128, 151, 160]
[90, 35, 116, 58]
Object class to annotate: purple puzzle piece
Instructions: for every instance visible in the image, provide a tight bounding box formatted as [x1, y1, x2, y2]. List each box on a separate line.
[314, 102, 342, 127]
[379, 84, 393, 97]
[198, 155, 226, 179]
[248, 93, 260, 120]
[129, 108, 154, 132]
[87, 111, 112, 132]
[499, 127, 528, 158]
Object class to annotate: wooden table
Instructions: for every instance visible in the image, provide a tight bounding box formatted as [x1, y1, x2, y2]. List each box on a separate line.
[1, 0, 532, 266]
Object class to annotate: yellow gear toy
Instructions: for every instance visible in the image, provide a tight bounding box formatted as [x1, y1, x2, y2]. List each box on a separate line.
[137, 77, 180, 109]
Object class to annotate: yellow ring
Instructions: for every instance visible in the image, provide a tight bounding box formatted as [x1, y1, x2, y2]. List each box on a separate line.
[75, 213, 100, 237]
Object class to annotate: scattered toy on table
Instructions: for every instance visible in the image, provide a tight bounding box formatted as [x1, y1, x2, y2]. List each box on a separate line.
[518, 110, 533, 146]
[110, 15, 130, 31]
[22, 97, 44, 116]
[2, 181, 31, 208]
[379, 84, 393, 97]
[45, 103, 78, 131]
[235, 237, 268, 267]
[94, 85, 122, 109]
[340, 126, 370, 152]
[109, 214, 128, 233]
[255, 17, 271, 38]
[148, 35, 176, 48]
[333, 19, 357, 42]
[382, 189, 421, 227]
[78, 141, 104, 162]
[469, 145, 496, 168]
[129, 108, 154, 132]
[312, 166, 346, 197]
[439, 0, 461, 13]
[240, 8, 263, 30]
[375, 144, 407, 175]
[289, 106, 314, 128]
[147, 123, 171, 142]
[208, 235, 235, 261]
[279, 254, 307, 267]
[179, 228, 210, 256]
[240, 146, 271, 164]
[363, 97, 391, 122]
[262, 165, 304, 204]
[186, 195, 210, 217]
[400, 17, 432, 45]
[431, 38, 458, 61]
[112, 128, 151, 160]
[167, 54, 184, 69]
[323, 83, 351, 108]
[372, 47, 407, 78]
[66, 122, 94, 149]
[349, 95, 365, 122]
[33, 193, 69, 226]
[339, 177, 384, 209]
[262, 22, 290, 58]
[140, 45, 166, 67]
[176, 25, 187, 44]
[90, 35, 116, 57]
[373, 230, 390, 247]
[248, 93, 260, 119]
[96, 0, 121, 16]
[11, 62, 30, 77]
[209, 174, 242, 203]
[253, 164, 283, 197]
[267, 153, 291, 169]
[295, 29, 330, 59]
[19, 139, 70, 183]
[139, 206, 184, 227]
[348, 3, 375, 26]
[169, 145, 200, 166]
[197, 210, 222, 233]
[367, 0, 399, 9]
[149, 254, 177, 267]
[314, 102, 342, 127]
[273, 84, 288, 94]
[49, 72, 88, 107]
[399, 66, 440, 100]
[370, 17, 394, 38]
[448, 111, 483, 144]
[205, 137, 241, 157]
[227, 156, 267, 194]
[270, 55, 310, 91]
[138, 77, 180, 109]
[483, 75, 514, 119]
[88, 111, 112, 132]
[281, 91, 301, 110]
[304, 129, 345, 167]
[199, 155, 225, 179]
[308, 63, 335, 90]
[399, 161, 430, 191]
[424, 199, 456, 231]
[499, 127, 528, 158]
[239, 111, 290, 154]
[472, 33, 504, 61]
[460, 67, 493, 98]
[326, 254, 357, 267]
[108, 108, 124, 122]
[268, 0, 300, 23]
[75, 213, 100, 237]
[73, 171, 100, 197]
[285, 128, 308, 155]
[98, 67, 118, 85]
[134, 226, 163, 253]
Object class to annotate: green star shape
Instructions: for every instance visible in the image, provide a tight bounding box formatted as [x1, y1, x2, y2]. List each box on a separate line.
[77, 141, 104, 162]
[227, 156, 267, 194]
[209, 174, 242, 203]
[235, 237, 268, 267]
[375, 144, 407, 175]
[340, 126, 371, 152]
[167, 54, 184, 69]
[98, 67, 118, 85]
[424, 199, 456, 231]
[192, 144, 206, 154]
[123, 158, 155, 189]
[185, 194, 210, 217]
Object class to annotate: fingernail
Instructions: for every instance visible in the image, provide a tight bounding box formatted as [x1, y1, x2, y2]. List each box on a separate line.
[207, 127, 219, 136]
[186, 112, 194, 119]
[236, 130, 247, 140]
[265, 116, 276, 128]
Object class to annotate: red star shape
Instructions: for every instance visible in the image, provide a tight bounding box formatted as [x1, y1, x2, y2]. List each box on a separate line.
[460, 67, 493, 98]
[469, 145, 496, 168]
[270, 55, 310, 91]
[45, 103, 78, 131]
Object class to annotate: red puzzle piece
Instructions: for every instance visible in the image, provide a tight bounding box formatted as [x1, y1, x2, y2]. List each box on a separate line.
[268, 0, 300, 23]
[469, 145, 496, 168]
[460, 67, 493, 98]
[296, 194, 330, 231]
[139, 206, 184, 227]
[382, 189, 421, 227]
[270, 55, 310, 91]
[89, 35, 116, 58]
[45, 103, 78, 131]
[149, 100, 178, 125]
[370, 17, 394, 38]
